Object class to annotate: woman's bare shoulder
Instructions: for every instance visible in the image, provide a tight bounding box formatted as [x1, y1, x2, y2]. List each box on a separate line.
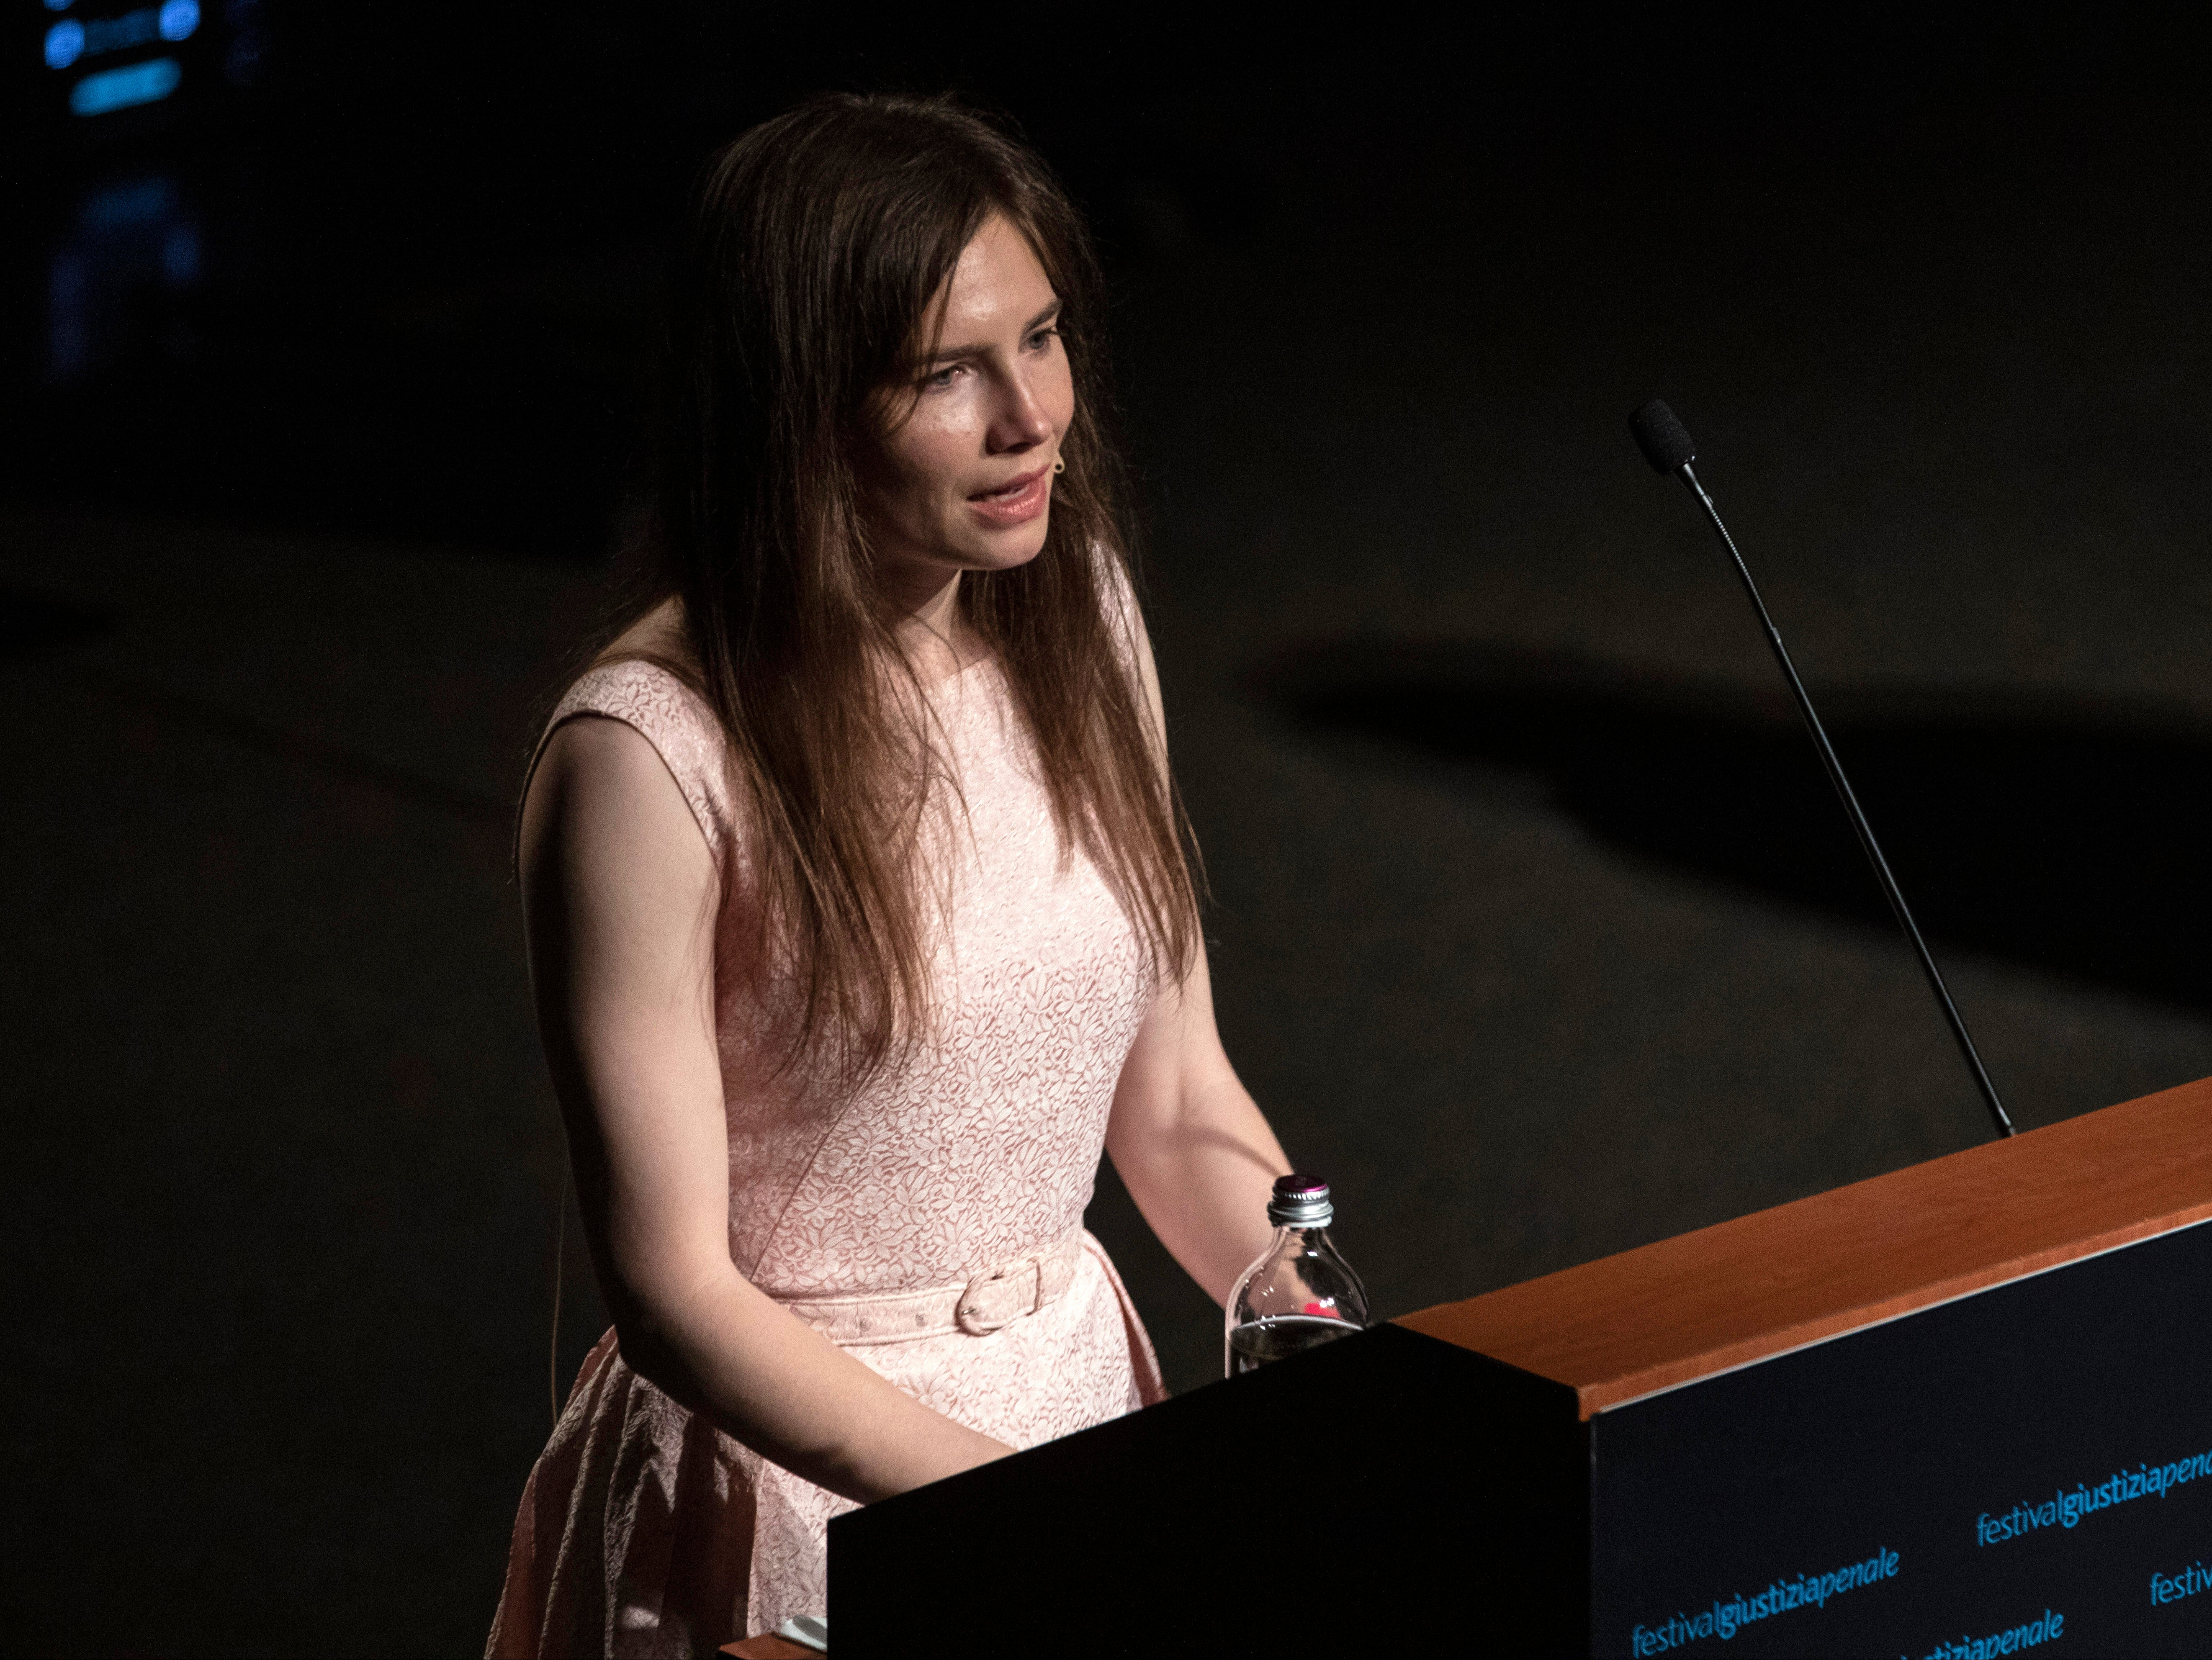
[529, 596, 734, 873]
[519, 711, 710, 904]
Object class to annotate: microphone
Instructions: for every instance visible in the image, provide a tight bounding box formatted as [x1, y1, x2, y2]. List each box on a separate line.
[1627, 398, 2015, 1141]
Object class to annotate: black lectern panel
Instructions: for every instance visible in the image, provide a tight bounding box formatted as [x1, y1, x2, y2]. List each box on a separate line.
[1590, 1217, 2212, 1658]
[830, 1218, 2212, 1657]
[830, 1323, 1584, 1657]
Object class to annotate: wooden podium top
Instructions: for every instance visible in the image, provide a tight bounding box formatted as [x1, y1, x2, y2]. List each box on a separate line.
[1399, 1073, 2212, 1418]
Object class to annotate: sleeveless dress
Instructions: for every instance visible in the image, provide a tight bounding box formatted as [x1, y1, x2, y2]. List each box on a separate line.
[487, 649, 1168, 1657]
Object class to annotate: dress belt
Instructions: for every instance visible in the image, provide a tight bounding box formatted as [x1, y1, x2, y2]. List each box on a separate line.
[771, 1234, 1087, 1346]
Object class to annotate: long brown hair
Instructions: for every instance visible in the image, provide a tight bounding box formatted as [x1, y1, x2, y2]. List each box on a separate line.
[617, 92, 1198, 1086]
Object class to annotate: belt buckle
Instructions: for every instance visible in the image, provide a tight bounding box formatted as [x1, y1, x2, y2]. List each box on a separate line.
[956, 1253, 1041, 1335]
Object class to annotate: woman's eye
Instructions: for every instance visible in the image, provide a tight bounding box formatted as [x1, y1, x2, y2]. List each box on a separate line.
[923, 365, 959, 389]
[1026, 327, 1060, 351]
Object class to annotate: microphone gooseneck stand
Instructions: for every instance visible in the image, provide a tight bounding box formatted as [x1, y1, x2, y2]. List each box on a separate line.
[1629, 400, 2016, 1140]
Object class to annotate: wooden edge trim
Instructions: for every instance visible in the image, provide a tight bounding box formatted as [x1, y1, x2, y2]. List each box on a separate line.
[1399, 1202, 2212, 1419]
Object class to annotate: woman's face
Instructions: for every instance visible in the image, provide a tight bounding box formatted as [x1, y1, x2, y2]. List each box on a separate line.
[868, 213, 1074, 611]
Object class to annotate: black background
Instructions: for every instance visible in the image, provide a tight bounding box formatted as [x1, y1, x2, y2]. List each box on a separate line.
[5, 8, 2210, 1653]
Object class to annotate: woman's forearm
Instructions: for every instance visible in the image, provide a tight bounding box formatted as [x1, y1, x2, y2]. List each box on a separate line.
[617, 1265, 1013, 1505]
[1108, 1075, 1290, 1306]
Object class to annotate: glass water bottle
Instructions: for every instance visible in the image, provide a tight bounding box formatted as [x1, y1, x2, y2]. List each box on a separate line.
[1225, 1174, 1370, 1376]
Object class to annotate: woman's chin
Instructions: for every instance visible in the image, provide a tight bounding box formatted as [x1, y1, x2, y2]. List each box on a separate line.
[957, 517, 1050, 573]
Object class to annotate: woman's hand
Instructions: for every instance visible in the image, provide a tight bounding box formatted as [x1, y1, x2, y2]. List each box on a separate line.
[521, 713, 1012, 1503]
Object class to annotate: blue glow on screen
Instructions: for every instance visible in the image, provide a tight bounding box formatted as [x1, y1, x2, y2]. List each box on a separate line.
[81, 174, 183, 231]
[69, 56, 181, 116]
[162, 221, 203, 285]
[48, 7, 178, 67]
[45, 19, 85, 68]
[46, 173, 201, 382]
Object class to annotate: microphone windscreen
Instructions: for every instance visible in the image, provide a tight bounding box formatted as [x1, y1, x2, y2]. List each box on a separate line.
[1628, 398, 1696, 474]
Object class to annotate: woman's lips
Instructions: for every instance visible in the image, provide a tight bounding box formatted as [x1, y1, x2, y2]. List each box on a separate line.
[966, 465, 1052, 527]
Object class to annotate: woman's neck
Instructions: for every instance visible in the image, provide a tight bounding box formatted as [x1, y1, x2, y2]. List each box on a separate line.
[893, 572, 975, 684]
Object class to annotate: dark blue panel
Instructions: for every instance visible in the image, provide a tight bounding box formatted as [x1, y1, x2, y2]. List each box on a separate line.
[1592, 1219, 2212, 1658]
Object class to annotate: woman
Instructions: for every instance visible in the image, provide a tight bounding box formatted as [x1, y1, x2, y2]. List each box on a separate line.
[489, 93, 1294, 1655]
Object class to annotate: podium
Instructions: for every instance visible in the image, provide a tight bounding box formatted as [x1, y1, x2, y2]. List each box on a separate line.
[828, 1077, 2212, 1656]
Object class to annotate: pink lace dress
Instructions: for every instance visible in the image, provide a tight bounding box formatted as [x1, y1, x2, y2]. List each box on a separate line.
[487, 652, 1167, 1657]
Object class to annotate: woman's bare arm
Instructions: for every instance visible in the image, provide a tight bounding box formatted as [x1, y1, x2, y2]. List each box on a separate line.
[1105, 943, 1294, 1305]
[1103, 610, 1295, 1305]
[520, 715, 1012, 1503]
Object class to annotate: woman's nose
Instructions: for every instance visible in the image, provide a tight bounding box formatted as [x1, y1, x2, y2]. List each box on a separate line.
[988, 366, 1055, 452]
